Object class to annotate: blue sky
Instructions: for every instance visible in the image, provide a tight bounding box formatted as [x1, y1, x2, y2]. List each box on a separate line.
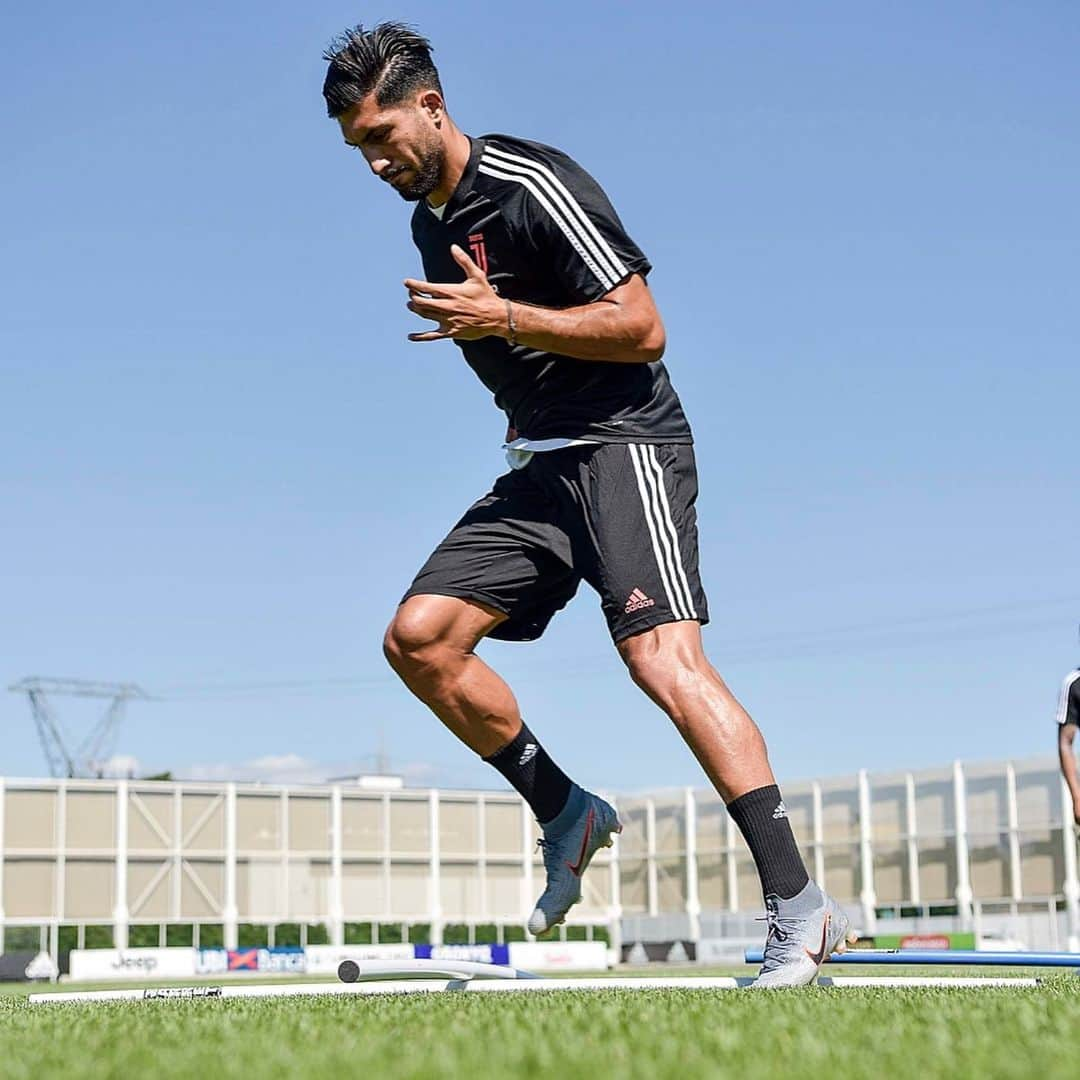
[3, 2, 1078, 791]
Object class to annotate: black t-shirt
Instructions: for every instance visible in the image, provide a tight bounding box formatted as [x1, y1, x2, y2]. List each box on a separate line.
[1057, 669, 1080, 728]
[409, 134, 693, 443]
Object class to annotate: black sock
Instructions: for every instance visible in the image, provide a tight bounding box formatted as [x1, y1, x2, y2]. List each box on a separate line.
[483, 722, 573, 824]
[726, 784, 810, 900]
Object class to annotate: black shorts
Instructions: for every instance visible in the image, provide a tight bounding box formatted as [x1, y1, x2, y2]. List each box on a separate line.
[402, 442, 709, 643]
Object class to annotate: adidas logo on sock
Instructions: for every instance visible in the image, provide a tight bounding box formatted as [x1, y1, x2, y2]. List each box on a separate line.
[518, 743, 539, 766]
[624, 587, 656, 614]
[772, 801, 787, 820]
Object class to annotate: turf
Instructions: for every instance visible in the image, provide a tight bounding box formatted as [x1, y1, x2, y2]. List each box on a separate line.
[3, 974, 1079, 1079]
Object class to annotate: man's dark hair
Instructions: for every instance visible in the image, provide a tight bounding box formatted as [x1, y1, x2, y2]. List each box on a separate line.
[322, 22, 442, 118]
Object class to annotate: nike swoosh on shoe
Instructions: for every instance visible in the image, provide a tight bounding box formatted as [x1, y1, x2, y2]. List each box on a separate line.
[566, 808, 595, 876]
[804, 913, 831, 966]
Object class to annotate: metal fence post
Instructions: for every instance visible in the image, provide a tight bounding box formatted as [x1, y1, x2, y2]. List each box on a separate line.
[953, 761, 973, 930]
[223, 783, 238, 949]
[684, 788, 701, 943]
[114, 779, 129, 949]
[857, 770, 878, 935]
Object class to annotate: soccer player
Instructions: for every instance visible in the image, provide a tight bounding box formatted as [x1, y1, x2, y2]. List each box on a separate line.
[1057, 660, 1080, 827]
[322, 22, 854, 986]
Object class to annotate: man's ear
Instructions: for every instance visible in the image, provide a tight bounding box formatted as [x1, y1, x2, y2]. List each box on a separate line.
[420, 90, 444, 124]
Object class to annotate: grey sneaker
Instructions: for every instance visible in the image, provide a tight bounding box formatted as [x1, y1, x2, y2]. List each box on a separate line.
[749, 880, 856, 988]
[528, 787, 621, 935]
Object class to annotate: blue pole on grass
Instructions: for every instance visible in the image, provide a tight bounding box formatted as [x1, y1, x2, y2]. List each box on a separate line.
[743, 948, 1080, 967]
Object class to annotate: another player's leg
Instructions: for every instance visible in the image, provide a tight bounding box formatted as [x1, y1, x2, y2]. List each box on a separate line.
[618, 621, 855, 986]
[383, 593, 620, 933]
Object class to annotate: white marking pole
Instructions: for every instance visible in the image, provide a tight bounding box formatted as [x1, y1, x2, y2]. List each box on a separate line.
[28, 974, 1040, 1005]
[339, 958, 536, 982]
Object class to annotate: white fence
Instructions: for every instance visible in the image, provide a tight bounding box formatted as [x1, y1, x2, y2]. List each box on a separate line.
[2, 755, 1078, 962]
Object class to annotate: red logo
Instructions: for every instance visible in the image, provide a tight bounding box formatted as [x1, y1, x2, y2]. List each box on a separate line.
[567, 808, 595, 876]
[624, 588, 655, 614]
[467, 232, 488, 274]
[227, 948, 259, 971]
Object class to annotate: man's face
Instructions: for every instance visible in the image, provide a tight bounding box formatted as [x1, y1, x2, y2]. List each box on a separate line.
[337, 92, 446, 202]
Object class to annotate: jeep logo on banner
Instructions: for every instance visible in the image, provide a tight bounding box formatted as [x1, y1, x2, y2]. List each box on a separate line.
[69, 949, 198, 981]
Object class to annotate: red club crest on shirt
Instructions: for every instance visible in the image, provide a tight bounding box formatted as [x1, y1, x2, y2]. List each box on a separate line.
[467, 232, 489, 274]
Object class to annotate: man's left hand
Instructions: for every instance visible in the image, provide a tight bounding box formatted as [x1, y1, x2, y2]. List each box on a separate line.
[404, 245, 504, 343]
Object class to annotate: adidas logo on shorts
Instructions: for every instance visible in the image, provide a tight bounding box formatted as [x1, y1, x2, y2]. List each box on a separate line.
[624, 587, 656, 614]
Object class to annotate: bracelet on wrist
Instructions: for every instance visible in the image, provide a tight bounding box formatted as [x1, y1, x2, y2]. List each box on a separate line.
[504, 298, 518, 347]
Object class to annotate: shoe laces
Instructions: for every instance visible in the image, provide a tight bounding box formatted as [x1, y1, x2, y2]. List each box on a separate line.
[757, 897, 802, 947]
[764, 907, 790, 941]
[535, 836, 558, 872]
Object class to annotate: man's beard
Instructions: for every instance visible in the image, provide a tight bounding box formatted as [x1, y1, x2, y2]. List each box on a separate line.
[387, 139, 445, 202]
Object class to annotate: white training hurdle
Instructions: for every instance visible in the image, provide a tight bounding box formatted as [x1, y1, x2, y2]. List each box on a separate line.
[26, 957, 1044, 1005]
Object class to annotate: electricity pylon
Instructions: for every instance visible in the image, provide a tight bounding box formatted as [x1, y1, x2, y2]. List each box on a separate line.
[8, 677, 149, 778]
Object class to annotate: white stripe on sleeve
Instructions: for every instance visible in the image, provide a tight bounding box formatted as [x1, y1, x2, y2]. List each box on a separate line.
[477, 162, 617, 291]
[1056, 670, 1080, 726]
[482, 146, 630, 284]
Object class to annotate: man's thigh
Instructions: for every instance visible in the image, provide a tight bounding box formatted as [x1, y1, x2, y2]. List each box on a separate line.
[582, 442, 710, 643]
[402, 469, 582, 642]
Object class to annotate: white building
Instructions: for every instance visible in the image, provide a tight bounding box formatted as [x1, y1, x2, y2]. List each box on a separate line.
[1, 755, 1077, 961]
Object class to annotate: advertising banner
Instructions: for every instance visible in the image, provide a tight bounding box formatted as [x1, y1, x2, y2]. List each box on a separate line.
[854, 933, 977, 951]
[509, 941, 609, 971]
[69, 948, 197, 981]
[414, 943, 511, 966]
[196, 947, 306, 975]
[304, 944, 413, 975]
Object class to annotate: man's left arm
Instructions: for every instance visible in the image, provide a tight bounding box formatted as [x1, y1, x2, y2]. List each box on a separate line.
[405, 244, 665, 364]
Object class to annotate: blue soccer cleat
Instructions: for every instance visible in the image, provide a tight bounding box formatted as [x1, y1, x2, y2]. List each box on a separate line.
[528, 787, 622, 935]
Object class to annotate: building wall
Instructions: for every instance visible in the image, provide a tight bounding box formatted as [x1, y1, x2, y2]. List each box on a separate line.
[0, 778, 616, 952]
[614, 757, 1080, 945]
[2, 756, 1078, 952]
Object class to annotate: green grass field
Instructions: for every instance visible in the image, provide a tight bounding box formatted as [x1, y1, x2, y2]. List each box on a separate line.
[3, 970, 1079, 1079]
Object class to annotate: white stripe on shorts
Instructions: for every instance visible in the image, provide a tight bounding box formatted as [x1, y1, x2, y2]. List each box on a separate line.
[643, 445, 698, 619]
[627, 444, 696, 620]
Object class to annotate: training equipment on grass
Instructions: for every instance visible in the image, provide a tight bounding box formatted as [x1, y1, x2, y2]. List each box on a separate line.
[743, 948, 1080, 967]
[26, 957, 1043, 1005]
[336, 958, 539, 982]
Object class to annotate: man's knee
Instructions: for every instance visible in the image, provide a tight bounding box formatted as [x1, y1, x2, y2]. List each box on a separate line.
[618, 624, 711, 714]
[383, 607, 446, 676]
[383, 595, 496, 680]
[621, 638, 682, 701]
